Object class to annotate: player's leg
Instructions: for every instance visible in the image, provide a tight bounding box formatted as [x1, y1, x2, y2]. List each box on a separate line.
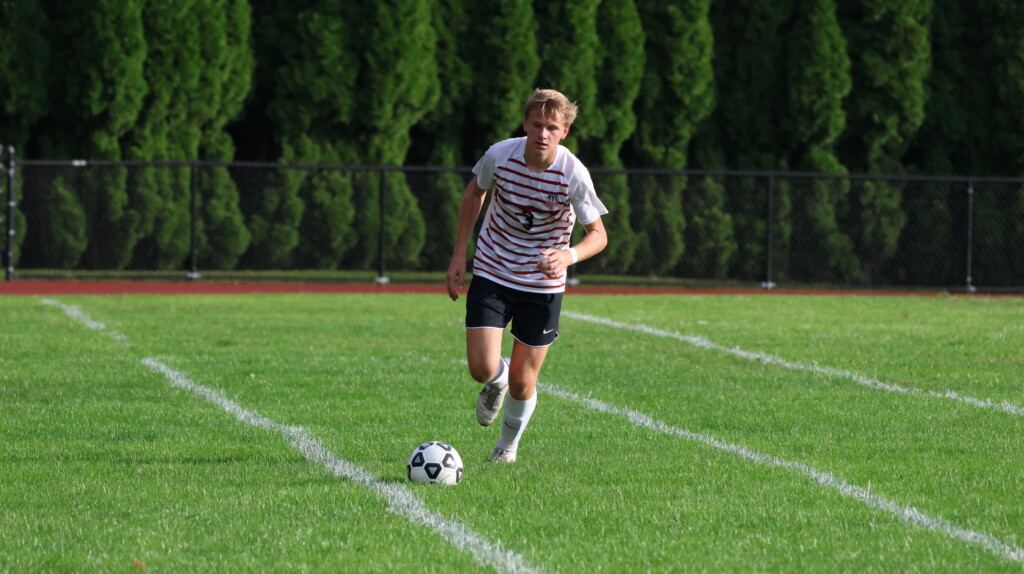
[490, 291, 560, 463]
[467, 327, 510, 426]
[490, 341, 547, 463]
[506, 340, 548, 401]
[464, 276, 513, 426]
[465, 326, 505, 384]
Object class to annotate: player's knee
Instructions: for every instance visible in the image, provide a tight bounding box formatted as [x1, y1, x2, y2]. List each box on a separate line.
[467, 360, 492, 383]
[507, 378, 536, 401]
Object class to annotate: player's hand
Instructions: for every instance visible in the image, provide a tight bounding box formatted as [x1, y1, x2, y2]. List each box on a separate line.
[537, 248, 571, 279]
[445, 258, 467, 301]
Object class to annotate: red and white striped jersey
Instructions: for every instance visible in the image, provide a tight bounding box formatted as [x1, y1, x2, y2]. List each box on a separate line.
[471, 137, 608, 294]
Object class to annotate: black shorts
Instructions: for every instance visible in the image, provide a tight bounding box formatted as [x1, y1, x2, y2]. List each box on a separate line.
[465, 276, 563, 347]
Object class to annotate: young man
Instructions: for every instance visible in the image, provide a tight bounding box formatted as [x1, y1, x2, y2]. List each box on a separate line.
[445, 89, 608, 463]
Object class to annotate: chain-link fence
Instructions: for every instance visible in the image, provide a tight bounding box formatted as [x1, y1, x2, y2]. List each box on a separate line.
[3, 152, 1022, 292]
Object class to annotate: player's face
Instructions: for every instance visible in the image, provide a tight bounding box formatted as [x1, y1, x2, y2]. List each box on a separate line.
[522, 109, 570, 162]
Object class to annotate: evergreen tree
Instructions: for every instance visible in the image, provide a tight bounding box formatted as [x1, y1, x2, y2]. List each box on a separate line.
[983, 1, 1024, 176]
[121, 0, 252, 272]
[194, 0, 254, 270]
[785, 0, 858, 282]
[243, 0, 358, 269]
[533, 0, 600, 149]
[196, 139, 252, 271]
[838, 0, 932, 282]
[898, 1, 971, 285]
[407, 0, 473, 270]
[25, 0, 147, 270]
[905, 1, 1008, 179]
[973, 0, 1024, 285]
[679, 176, 735, 279]
[344, 0, 440, 271]
[906, 1, 973, 177]
[710, 0, 792, 171]
[0, 0, 48, 149]
[288, 138, 357, 270]
[0, 0, 48, 264]
[626, 0, 715, 275]
[126, 0, 205, 270]
[693, 0, 791, 282]
[888, 179, 954, 286]
[24, 178, 87, 268]
[461, 0, 541, 163]
[578, 0, 646, 275]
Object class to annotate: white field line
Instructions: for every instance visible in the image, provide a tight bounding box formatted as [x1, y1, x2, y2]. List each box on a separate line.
[564, 311, 1024, 417]
[41, 299, 129, 343]
[43, 299, 543, 574]
[453, 358, 1024, 564]
[141, 358, 541, 574]
[539, 382, 1024, 565]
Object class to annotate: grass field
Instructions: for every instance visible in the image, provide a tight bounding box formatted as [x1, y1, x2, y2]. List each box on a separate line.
[2, 291, 1023, 572]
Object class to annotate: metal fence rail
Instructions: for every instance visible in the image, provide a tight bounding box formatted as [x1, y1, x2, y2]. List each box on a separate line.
[3, 153, 1022, 292]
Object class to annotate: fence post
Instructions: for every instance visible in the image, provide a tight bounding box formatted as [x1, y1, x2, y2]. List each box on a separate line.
[762, 173, 776, 289]
[1, 144, 5, 279]
[964, 181, 976, 293]
[5, 145, 14, 281]
[187, 161, 200, 280]
[376, 169, 390, 285]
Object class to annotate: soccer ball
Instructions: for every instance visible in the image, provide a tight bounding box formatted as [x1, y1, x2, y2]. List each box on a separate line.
[407, 441, 464, 485]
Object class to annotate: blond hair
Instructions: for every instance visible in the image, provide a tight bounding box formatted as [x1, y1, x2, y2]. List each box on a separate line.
[523, 88, 578, 126]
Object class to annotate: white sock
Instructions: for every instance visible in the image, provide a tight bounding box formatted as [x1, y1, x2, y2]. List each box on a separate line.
[495, 393, 537, 453]
[485, 357, 509, 386]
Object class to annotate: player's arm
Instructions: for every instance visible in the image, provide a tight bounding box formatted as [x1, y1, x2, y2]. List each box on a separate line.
[445, 177, 489, 301]
[537, 216, 608, 279]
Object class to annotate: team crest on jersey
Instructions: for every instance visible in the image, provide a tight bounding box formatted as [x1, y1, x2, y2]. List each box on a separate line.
[545, 193, 559, 209]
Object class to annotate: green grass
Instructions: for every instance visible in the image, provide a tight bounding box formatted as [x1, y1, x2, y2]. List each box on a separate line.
[2, 293, 1023, 572]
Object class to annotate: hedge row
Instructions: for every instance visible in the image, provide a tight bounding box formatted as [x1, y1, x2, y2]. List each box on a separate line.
[2, 0, 1023, 283]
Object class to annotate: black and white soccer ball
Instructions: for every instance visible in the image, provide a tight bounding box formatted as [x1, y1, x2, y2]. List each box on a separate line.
[407, 441, 464, 485]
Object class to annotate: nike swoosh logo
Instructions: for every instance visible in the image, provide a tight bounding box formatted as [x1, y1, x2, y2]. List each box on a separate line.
[543, 328, 555, 334]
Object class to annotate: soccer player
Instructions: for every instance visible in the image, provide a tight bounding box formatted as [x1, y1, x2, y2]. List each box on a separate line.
[445, 88, 609, 463]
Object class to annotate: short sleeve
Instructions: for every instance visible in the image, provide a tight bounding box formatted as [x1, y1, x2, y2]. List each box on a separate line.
[569, 167, 608, 225]
[472, 148, 498, 190]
